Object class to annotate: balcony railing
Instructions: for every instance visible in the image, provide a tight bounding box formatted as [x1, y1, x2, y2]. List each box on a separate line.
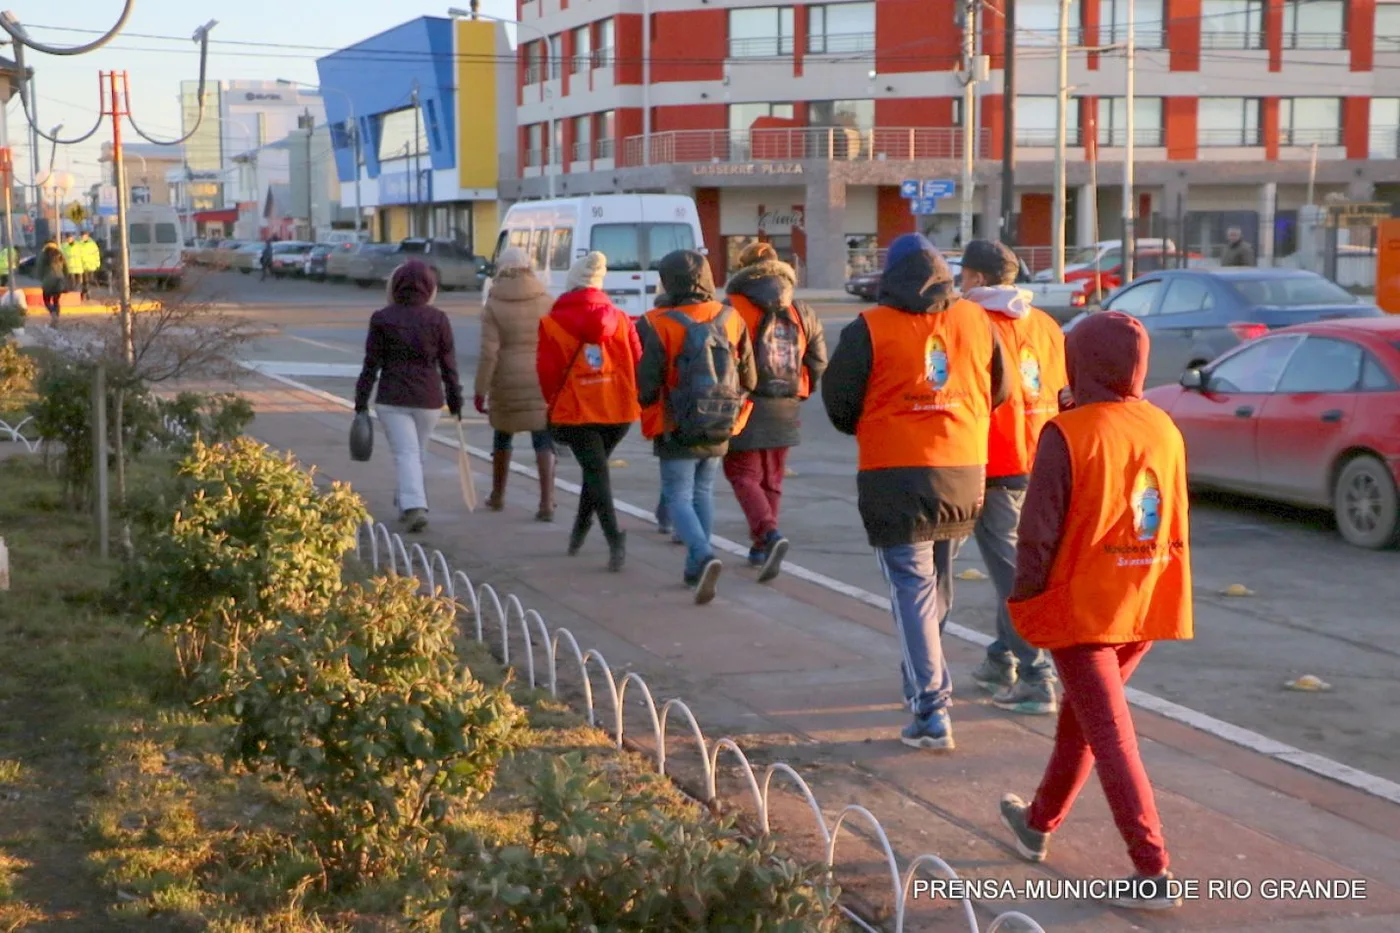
[1015, 128, 1084, 147]
[620, 127, 990, 166]
[1095, 128, 1167, 147]
[1280, 127, 1342, 147]
[591, 46, 614, 68]
[571, 140, 591, 161]
[1283, 31, 1347, 50]
[1100, 25, 1165, 48]
[524, 147, 543, 168]
[1198, 127, 1264, 147]
[1200, 30, 1266, 50]
[524, 64, 543, 85]
[805, 31, 876, 55]
[595, 137, 615, 160]
[569, 54, 589, 74]
[728, 35, 795, 58]
[1370, 126, 1400, 159]
[1016, 28, 1086, 47]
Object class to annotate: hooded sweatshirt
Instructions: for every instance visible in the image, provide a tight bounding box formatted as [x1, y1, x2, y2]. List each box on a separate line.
[822, 239, 1011, 547]
[536, 286, 642, 416]
[354, 260, 463, 414]
[725, 258, 829, 452]
[637, 250, 757, 459]
[965, 285, 1033, 319]
[1011, 311, 1151, 601]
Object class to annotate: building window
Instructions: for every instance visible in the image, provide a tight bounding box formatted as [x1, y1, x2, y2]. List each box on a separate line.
[571, 25, 591, 74]
[1017, 0, 1082, 46]
[1284, 0, 1345, 50]
[729, 102, 795, 159]
[1014, 96, 1079, 146]
[729, 6, 795, 58]
[572, 115, 592, 161]
[1095, 97, 1163, 146]
[1102, 0, 1164, 48]
[807, 99, 874, 129]
[424, 99, 442, 152]
[377, 106, 428, 163]
[807, 2, 875, 54]
[550, 120, 564, 165]
[1200, 0, 1264, 49]
[1376, 4, 1400, 53]
[1280, 97, 1342, 146]
[549, 227, 573, 270]
[526, 123, 544, 167]
[595, 110, 615, 159]
[593, 19, 615, 68]
[1371, 98, 1400, 158]
[548, 34, 563, 80]
[525, 40, 544, 85]
[1197, 97, 1261, 146]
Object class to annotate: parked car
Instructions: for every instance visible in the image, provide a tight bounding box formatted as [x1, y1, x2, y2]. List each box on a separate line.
[1066, 250, 1211, 304]
[1065, 268, 1385, 386]
[1032, 237, 1177, 283]
[1144, 317, 1400, 549]
[303, 244, 334, 280]
[347, 243, 397, 287]
[269, 241, 315, 278]
[232, 242, 266, 273]
[372, 238, 481, 290]
[325, 242, 372, 282]
[843, 252, 1086, 319]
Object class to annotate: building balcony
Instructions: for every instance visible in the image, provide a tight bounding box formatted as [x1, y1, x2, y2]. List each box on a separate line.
[1279, 127, 1342, 147]
[1199, 30, 1266, 50]
[1371, 126, 1400, 159]
[1283, 31, 1346, 51]
[1198, 127, 1264, 147]
[619, 126, 990, 167]
[727, 35, 795, 59]
[805, 31, 876, 55]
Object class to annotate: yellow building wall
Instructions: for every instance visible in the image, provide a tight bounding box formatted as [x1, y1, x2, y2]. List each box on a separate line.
[378, 207, 410, 244]
[472, 200, 499, 255]
[455, 19, 499, 191]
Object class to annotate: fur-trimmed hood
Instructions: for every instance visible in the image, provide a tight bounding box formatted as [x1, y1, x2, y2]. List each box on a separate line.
[725, 258, 797, 313]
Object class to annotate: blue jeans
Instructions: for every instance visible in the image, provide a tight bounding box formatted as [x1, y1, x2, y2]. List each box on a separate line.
[875, 540, 959, 716]
[973, 486, 1055, 684]
[659, 457, 719, 577]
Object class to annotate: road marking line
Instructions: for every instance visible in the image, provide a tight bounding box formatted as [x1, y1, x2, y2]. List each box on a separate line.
[246, 365, 1400, 809]
[282, 333, 360, 354]
[245, 361, 362, 378]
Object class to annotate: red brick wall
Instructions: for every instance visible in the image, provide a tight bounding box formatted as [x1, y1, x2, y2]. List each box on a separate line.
[1266, 0, 1284, 72]
[615, 14, 643, 85]
[650, 9, 726, 83]
[1262, 98, 1280, 161]
[695, 187, 723, 281]
[1344, 97, 1370, 159]
[1352, 0, 1376, 72]
[1020, 194, 1052, 247]
[1168, 0, 1201, 72]
[875, 97, 956, 128]
[653, 104, 727, 133]
[1165, 96, 1198, 161]
[877, 185, 916, 246]
[875, 0, 960, 73]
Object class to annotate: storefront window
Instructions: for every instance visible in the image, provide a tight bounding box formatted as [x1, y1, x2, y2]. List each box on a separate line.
[378, 107, 428, 163]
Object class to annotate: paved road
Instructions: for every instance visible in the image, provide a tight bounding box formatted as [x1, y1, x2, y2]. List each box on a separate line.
[192, 269, 1399, 785]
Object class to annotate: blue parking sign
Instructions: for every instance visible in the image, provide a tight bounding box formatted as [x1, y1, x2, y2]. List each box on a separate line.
[900, 179, 919, 199]
[910, 197, 938, 215]
[923, 179, 956, 199]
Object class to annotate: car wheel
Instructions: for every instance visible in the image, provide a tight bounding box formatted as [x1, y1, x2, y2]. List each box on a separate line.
[240, 268, 250, 275]
[1333, 455, 1400, 549]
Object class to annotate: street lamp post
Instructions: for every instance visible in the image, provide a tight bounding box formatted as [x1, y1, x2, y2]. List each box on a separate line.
[278, 78, 362, 234]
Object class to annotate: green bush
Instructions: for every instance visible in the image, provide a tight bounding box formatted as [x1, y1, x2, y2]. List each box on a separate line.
[226, 576, 524, 887]
[122, 437, 367, 682]
[158, 391, 255, 448]
[0, 339, 36, 415]
[441, 752, 841, 932]
[0, 300, 22, 340]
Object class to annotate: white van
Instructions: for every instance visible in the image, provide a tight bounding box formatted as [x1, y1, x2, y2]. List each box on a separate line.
[486, 194, 705, 316]
[117, 204, 185, 288]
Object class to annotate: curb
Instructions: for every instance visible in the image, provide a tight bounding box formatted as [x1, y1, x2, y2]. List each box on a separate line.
[24, 300, 164, 317]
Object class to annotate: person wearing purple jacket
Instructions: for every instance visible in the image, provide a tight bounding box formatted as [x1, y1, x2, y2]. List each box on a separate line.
[354, 260, 464, 532]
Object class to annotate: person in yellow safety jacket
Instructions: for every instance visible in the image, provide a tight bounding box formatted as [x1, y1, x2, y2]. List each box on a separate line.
[77, 232, 101, 301]
[0, 243, 17, 288]
[61, 235, 78, 294]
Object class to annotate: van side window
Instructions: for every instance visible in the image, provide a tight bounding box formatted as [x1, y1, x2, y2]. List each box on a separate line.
[491, 230, 508, 263]
[590, 224, 641, 272]
[549, 228, 573, 271]
[129, 224, 152, 245]
[508, 229, 529, 251]
[529, 229, 549, 271]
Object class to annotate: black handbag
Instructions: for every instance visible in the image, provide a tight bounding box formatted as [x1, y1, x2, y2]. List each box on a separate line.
[349, 411, 374, 462]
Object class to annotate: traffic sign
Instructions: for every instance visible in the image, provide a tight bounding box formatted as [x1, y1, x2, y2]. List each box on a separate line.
[97, 185, 118, 218]
[922, 179, 956, 199]
[900, 179, 919, 199]
[67, 203, 87, 225]
[910, 197, 939, 216]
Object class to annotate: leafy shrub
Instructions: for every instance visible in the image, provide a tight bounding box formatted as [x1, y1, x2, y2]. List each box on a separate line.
[157, 391, 255, 448]
[122, 437, 366, 682]
[441, 752, 841, 932]
[227, 576, 524, 887]
[0, 300, 22, 340]
[0, 340, 36, 414]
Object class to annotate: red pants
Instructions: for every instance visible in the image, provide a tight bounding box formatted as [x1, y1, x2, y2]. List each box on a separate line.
[722, 447, 789, 548]
[1027, 642, 1169, 877]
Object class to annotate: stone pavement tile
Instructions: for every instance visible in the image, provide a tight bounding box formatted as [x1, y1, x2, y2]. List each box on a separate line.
[243, 379, 1400, 932]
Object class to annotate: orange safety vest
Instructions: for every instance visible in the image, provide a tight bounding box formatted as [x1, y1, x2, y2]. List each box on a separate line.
[640, 300, 753, 441]
[729, 293, 811, 399]
[539, 316, 641, 426]
[1009, 401, 1194, 651]
[856, 299, 994, 472]
[986, 307, 1069, 478]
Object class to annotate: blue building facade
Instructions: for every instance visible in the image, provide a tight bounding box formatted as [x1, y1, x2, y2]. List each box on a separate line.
[316, 16, 459, 240]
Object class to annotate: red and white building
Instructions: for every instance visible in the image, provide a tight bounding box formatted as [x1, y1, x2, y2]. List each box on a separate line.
[504, 0, 1400, 288]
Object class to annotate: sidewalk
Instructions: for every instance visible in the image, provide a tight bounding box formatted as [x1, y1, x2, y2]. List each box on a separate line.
[242, 373, 1400, 933]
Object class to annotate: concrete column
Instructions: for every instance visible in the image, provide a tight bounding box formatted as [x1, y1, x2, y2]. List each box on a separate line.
[1075, 184, 1097, 248]
[1348, 179, 1376, 202]
[981, 177, 1002, 243]
[1258, 182, 1277, 266]
[804, 172, 848, 290]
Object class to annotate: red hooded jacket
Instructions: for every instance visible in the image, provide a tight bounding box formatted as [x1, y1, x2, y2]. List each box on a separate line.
[536, 287, 642, 419]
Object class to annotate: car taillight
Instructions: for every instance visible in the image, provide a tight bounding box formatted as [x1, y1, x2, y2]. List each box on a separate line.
[1071, 292, 1087, 307]
[1229, 322, 1268, 341]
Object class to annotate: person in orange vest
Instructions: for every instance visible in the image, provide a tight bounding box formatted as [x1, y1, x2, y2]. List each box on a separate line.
[822, 233, 1009, 749]
[999, 311, 1192, 911]
[960, 240, 1069, 716]
[537, 251, 643, 572]
[637, 250, 757, 605]
[722, 241, 828, 582]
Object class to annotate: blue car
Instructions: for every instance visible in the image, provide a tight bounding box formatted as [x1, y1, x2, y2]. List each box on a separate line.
[1064, 268, 1384, 387]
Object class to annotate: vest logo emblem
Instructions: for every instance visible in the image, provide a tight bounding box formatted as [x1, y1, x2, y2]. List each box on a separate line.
[1132, 468, 1163, 541]
[924, 335, 949, 390]
[1020, 348, 1042, 397]
[584, 344, 603, 370]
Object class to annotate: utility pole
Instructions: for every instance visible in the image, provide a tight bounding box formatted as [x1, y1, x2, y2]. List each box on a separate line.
[642, 0, 651, 166]
[104, 71, 134, 365]
[299, 110, 313, 240]
[0, 149, 15, 306]
[1052, 0, 1070, 280]
[1000, 0, 1017, 245]
[411, 82, 423, 238]
[958, 0, 978, 248]
[1122, 0, 1137, 282]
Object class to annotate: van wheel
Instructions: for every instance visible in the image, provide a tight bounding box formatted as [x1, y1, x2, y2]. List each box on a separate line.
[1333, 455, 1400, 549]
[240, 268, 250, 275]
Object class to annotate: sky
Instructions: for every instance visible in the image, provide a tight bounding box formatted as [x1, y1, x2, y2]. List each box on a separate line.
[3, 0, 515, 194]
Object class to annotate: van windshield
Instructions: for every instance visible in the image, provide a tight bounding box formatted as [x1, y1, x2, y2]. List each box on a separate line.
[155, 223, 180, 244]
[589, 223, 696, 272]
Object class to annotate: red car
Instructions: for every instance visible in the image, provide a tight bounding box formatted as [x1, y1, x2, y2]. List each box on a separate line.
[1144, 317, 1400, 549]
[1069, 250, 1208, 304]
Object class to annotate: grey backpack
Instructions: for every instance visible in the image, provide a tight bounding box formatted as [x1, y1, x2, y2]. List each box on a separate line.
[664, 307, 746, 446]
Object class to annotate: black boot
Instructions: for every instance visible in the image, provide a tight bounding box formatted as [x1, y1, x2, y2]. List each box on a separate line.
[568, 514, 591, 556]
[607, 531, 626, 573]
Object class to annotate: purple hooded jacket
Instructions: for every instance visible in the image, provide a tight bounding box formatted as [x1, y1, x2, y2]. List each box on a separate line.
[354, 260, 464, 415]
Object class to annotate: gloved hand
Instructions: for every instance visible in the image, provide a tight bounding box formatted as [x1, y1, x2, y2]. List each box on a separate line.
[474, 394, 488, 415]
